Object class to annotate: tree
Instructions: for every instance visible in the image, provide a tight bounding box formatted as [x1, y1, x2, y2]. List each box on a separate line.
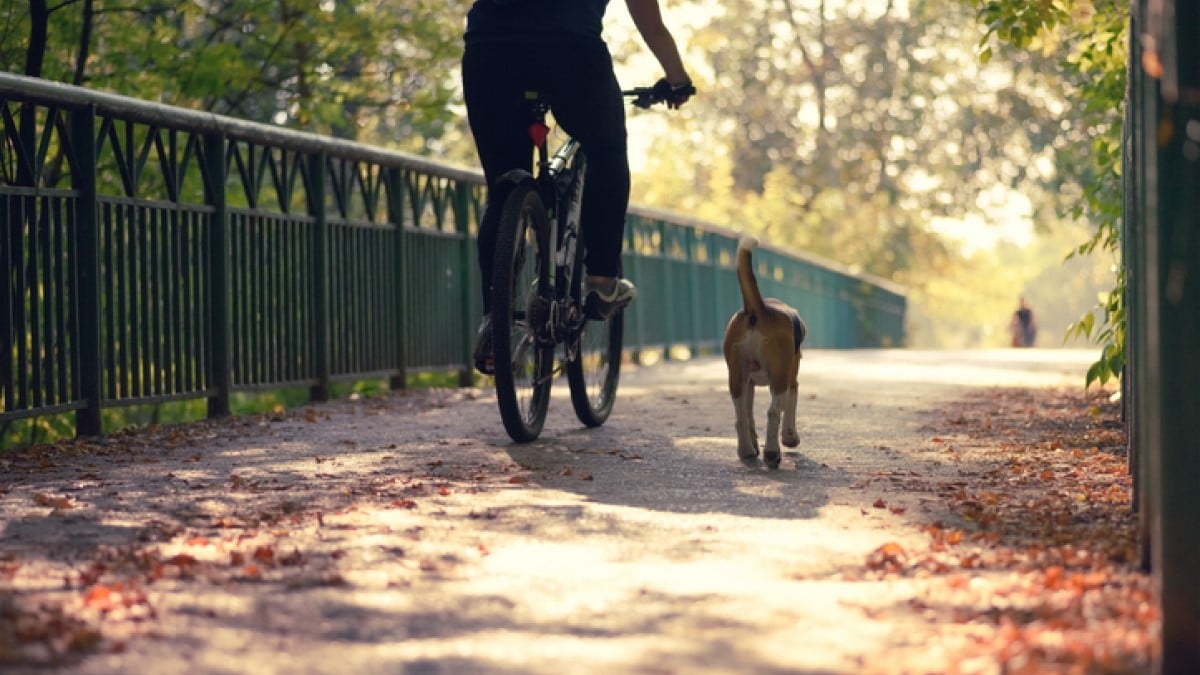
[973, 0, 1127, 385]
[619, 0, 1084, 347]
[0, 0, 470, 144]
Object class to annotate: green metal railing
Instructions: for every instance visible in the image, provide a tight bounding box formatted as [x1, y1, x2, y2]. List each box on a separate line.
[1, 73, 905, 438]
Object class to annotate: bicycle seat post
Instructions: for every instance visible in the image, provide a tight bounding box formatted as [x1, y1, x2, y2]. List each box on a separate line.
[524, 91, 551, 170]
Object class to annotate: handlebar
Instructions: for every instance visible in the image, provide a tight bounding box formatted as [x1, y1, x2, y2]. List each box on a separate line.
[623, 83, 697, 109]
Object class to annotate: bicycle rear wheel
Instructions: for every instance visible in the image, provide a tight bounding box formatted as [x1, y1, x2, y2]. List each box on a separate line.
[566, 308, 623, 427]
[491, 180, 554, 443]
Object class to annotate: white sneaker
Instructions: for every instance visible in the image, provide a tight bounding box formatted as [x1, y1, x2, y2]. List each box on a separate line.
[585, 278, 637, 319]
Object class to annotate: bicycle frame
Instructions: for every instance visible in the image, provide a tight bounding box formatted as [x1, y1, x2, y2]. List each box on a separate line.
[487, 85, 676, 441]
[524, 95, 588, 347]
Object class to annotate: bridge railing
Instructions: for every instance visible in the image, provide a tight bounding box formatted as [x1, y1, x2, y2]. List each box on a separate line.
[0, 73, 905, 438]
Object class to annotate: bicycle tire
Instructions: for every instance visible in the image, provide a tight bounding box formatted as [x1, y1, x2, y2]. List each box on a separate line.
[566, 307, 623, 427]
[564, 151, 623, 428]
[491, 179, 554, 443]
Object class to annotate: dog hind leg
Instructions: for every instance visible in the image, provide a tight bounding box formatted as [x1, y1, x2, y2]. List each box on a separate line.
[763, 389, 784, 468]
[781, 358, 800, 448]
[732, 378, 759, 460]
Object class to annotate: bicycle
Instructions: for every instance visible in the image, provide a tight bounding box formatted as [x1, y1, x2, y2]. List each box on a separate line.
[488, 86, 680, 442]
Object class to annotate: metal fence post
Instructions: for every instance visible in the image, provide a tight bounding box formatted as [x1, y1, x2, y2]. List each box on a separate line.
[308, 152, 331, 402]
[203, 134, 231, 417]
[685, 228, 703, 355]
[386, 167, 408, 390]
[71, 104, 102, 436]
[454, 181, 474, 387]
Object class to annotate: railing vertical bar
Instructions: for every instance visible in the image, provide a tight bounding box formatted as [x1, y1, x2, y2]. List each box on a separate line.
[13, 196, 28, 409]
[169, 208, 183, 394]
[44, 196, 60, 406]
[232, 213, 245, 386]
[267, 217, 278, 383]
[53, 197, 69, 404]
[204, 133, 231, 416]
[139, 203, 153, 397]
[352, 224, 363, 373]
[30, 195, 45, 407]
[72, 104, 102, 434]
[126, 203, 138, 398]
[101, 202, 115, 399]
[294, 217, 305, 381]
[255, 214, 266, 385]
[187, 209, 201, 393]
[285, 218, 297, 382]
[387, 167, 407, 389]
[151, 206, 164, 396]
[0, 191, 12, 412]
[157, 206, 169, 396]
[454, 181, 473, 386]
[309, 152, 330, 401]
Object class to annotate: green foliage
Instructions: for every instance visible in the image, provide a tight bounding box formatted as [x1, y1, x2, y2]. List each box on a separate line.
[1, 0, 472, 143]
[625, 0, 1099, 345]
[974, 0, 1128, 387]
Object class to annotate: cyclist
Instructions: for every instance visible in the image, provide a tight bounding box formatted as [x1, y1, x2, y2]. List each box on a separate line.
[462, 0, 694, 375]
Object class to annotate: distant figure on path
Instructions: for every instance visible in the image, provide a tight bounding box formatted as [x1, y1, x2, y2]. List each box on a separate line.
[1010, 297, 1037, 347]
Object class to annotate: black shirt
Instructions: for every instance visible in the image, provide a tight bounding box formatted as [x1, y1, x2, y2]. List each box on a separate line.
[465, 0, 612, 44]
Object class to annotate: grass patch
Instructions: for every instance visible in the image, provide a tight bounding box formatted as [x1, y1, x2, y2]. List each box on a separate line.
[1, 369, 466, 451]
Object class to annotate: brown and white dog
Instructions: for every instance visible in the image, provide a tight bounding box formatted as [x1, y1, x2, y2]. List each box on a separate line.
[722, 236, 807, 468]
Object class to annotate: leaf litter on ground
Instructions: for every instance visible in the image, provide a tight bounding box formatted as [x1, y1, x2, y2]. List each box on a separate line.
[859, 386, 1155, 674]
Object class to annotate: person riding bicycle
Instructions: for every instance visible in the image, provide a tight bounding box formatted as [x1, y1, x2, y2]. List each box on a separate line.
[463, 0, 694, 375]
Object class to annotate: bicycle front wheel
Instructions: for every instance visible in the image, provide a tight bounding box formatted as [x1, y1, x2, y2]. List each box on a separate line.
[491, 181, 554, 443]
[566, 309, 623, 427]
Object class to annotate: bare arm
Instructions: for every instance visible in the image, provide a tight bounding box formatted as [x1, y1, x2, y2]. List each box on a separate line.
[625, 0, 690, 86]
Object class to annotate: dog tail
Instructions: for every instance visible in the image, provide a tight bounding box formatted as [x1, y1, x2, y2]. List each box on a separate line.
[736, 235, 767, 321]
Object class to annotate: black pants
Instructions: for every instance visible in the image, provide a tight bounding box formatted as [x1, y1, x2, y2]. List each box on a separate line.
[462, 39, 629, 314]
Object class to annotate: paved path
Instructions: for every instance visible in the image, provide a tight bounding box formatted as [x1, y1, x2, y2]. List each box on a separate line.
[1, 349, 1095, 674]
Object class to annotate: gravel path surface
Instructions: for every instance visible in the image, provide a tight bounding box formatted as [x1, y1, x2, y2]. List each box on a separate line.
[1, 349, 1096, 674]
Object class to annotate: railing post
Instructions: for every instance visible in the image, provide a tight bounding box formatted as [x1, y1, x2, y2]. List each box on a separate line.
[626, 216, 646, 360]
[454, 181, 474, 387]
[1123, 9, 1150, 571]
[308, 152, 331, 402]
[71, 104, 102, 436]
[685, 228, 703, 356]
[663, 221, 676, 361]
[203, 133, 231, 417]
[386, 166, 408, 390]
[1149, 2, 1200, 671]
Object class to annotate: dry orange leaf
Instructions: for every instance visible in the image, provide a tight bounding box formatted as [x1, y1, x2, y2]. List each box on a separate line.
[33, 493, 71, 509]
[252, 546, 274, 564]
[166, 553, 198, 567]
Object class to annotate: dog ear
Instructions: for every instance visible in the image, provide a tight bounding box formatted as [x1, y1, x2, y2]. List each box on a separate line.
[791, 314, 807, 350]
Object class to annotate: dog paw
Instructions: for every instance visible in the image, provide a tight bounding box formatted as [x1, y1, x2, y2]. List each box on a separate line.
[781, 430, 800, 448]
